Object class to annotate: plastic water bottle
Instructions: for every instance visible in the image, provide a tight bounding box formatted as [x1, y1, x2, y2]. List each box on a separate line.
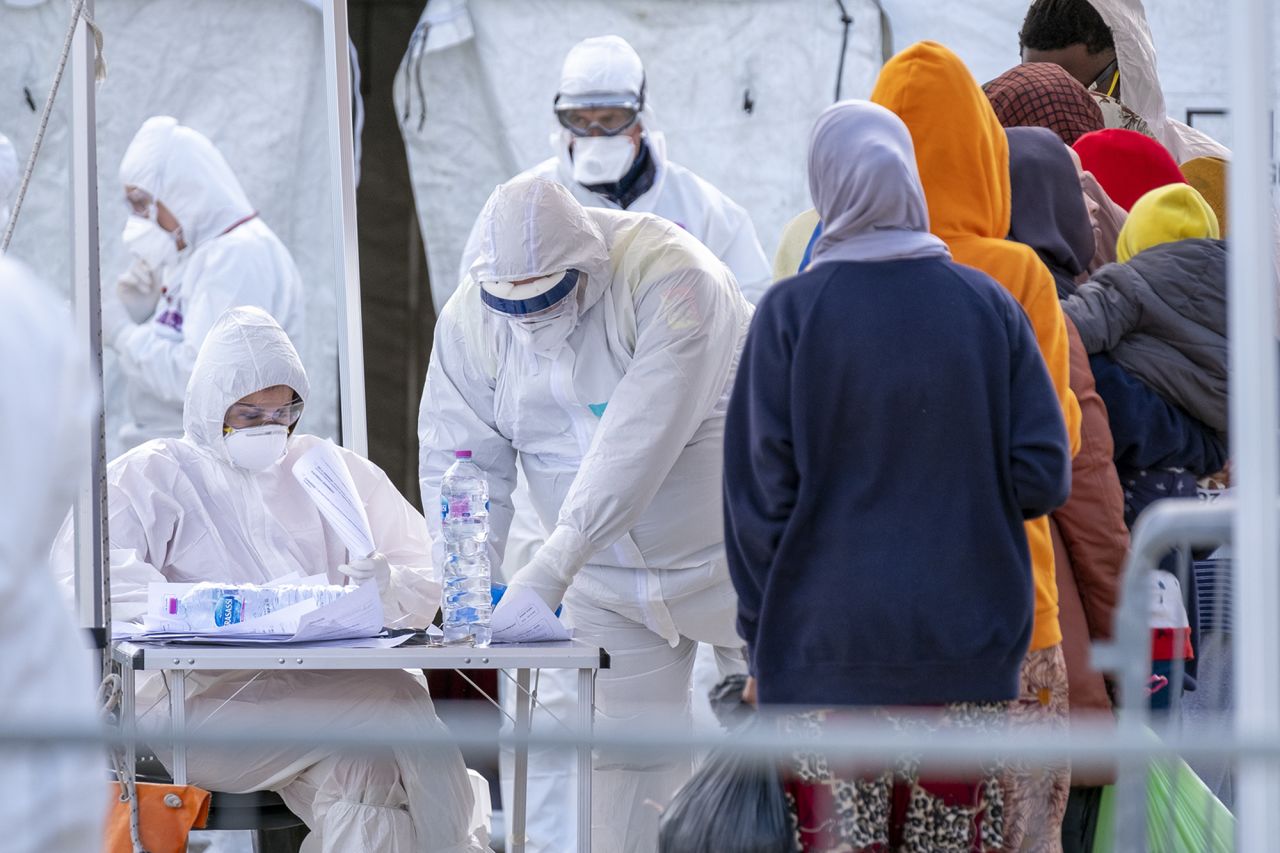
[168, 582, 352, 631]
[440, 450, 492, 646]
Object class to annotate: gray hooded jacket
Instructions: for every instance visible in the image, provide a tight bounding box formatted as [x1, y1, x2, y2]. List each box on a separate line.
[1062, 238, 1227, 435]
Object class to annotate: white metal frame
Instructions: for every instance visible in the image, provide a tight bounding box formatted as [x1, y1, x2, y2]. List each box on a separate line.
[114, 640, 601, 853]
[1227, 0, 1278, 848]
[70, 0, 108, 663]
[322, 0, 368, 456]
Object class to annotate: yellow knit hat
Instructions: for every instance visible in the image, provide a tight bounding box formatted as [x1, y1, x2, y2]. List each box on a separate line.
[1180, 157, 1229, 236]
[1116, 184, 1221, 263]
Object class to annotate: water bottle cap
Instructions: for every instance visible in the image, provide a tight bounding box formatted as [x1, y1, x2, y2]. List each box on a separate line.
[454, 450, 472, 459]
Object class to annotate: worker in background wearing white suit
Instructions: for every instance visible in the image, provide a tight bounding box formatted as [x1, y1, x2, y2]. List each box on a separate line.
[454, 34, 771, 305]
[102, 116, 305, 452]
[0, 255, 104, 853]
[56, 306, 489, 853]
[419, 175, 751, 853]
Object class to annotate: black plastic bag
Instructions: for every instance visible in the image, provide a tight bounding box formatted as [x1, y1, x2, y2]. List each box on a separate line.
[658, 722, 796, 853]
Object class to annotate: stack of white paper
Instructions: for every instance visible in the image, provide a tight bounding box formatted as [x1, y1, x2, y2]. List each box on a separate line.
[292, 442, 376, 558]
[491, 586, 571, 644]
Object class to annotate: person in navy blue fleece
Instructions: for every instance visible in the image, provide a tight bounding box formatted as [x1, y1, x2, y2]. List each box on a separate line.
[724, 101, 1072, 710]
[1089, 353, 1226, 477]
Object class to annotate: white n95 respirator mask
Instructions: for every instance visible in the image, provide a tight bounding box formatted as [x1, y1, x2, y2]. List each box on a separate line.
[224, 424, 289, 472]
[122, 214, 181, 273]
[571, 135, 636, 185]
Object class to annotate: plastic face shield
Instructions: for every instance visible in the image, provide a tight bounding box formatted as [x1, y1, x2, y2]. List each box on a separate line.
[480, 269, 581, 320]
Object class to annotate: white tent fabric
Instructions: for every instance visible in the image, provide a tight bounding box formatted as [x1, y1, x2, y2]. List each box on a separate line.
[0, 0, 347, 458]
[396, 0, 886, 312]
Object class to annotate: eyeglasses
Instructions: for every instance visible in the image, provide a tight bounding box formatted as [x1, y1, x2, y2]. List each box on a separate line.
[1088, 58, 1120, 98]
[556, 106, 640, 138]
[223, 397, 305, 432]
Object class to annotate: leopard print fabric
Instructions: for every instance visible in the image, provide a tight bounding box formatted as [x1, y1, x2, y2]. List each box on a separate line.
[783, 704, 1007, 853]
[1001, 645, 1071, 853]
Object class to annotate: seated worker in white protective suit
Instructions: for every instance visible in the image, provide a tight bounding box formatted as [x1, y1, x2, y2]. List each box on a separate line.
[455, 34, 771, 305]
[0, 256, 104, 853]
[55, 307, 488, 853]
[419, 175, 752, 853]
[101, 116, 305, 452]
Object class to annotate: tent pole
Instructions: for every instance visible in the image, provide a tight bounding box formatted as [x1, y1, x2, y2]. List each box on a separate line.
[323, 0, 368, 456]
[70, 0, 109, 676]
[1228, 0, 1280, 849]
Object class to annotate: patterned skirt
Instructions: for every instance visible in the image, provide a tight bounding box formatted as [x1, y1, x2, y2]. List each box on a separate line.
[782, 703, 1008, 853]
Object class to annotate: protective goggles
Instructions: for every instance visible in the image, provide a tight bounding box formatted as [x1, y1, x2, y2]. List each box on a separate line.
[554, 89, 644, 137]
[480, 269, 581, 318]
[223, 396, 305, 432]
[125, 186, 157, 218]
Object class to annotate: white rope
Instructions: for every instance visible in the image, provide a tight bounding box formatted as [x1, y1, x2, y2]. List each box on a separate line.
[1, 0, 106, 253]
[100, 671, 147, 853]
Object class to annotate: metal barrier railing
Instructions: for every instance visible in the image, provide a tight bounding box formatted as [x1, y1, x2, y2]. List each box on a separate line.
[1093, 497, 1240, 852]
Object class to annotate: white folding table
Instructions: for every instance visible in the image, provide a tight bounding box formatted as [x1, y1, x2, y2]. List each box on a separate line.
[111, 639, 607, 853]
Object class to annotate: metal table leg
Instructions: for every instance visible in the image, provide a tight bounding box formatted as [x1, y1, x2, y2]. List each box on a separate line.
[169, 670, 188, 785]
[511, 667, 530, 853]
[577, 667, 594, 853]
[120, 662, 136, 782]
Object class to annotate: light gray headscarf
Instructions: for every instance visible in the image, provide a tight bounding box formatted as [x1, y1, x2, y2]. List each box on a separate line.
[808, 100, 950, 267]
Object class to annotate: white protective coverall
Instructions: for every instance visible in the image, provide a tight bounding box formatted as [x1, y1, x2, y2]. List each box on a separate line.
[56, 307, 486, 853]
[452, 35, 771, 307]
[419, 176, 750, 853]
[1088, 0, 1229, 163]
[0, 256, 104, 853]
[111, 116, 305, 450]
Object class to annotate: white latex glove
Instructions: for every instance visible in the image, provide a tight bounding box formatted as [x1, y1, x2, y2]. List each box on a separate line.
[100, 285, 134, 350]
[337, 551, 392, 596]
[503, 528, 593, 613]
[116, 258, 163, 323]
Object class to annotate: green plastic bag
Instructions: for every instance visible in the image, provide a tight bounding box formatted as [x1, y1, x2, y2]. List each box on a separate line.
[1092, 753, 1234, 853]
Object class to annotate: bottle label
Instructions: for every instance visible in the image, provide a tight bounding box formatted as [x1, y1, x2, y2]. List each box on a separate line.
[213, 594, 244, 627]
[443, 496, 475, 518]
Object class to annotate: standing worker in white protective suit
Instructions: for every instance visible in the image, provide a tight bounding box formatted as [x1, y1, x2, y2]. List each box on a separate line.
[0, 256, 104, 853]
[55, 307, 488, 853]
[419, 175, 752, 853]
[102, 116, 305, 451]
[453, 34, 771, 305]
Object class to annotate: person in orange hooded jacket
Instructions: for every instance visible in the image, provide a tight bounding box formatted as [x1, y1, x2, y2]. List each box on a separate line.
[872, 41, 1083, 853]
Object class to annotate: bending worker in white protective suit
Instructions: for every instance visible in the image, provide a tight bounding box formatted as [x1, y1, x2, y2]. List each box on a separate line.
[451, 36, 765, 849]
[56, 307, 487, 853]
[419, 175, 752, 852]
[0, 256, 104, 853]
[454, 34, 771, 305]
[102, 116, 305, 451]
